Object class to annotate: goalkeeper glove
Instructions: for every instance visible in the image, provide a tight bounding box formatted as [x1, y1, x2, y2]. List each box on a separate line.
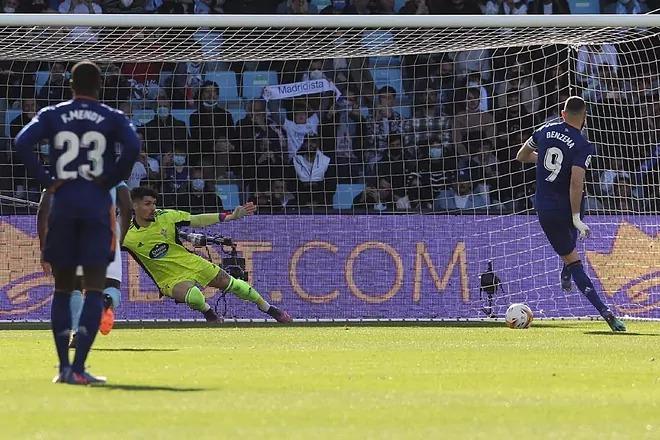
[572, 213, 591, 239]
[230, 205, 248, 220]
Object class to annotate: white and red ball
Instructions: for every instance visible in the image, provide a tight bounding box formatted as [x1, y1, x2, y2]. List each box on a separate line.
[505, 303, 533, 329]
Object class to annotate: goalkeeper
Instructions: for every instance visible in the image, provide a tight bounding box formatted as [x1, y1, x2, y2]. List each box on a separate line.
[123, 186, 292, 323]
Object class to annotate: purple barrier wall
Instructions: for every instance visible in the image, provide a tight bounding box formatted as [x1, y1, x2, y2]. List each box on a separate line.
[1, 215, 658, 320]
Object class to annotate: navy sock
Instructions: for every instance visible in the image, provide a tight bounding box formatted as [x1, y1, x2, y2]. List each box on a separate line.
[51, 291, 72, 373]
[567, 261, 609, 315]
[561, 264, 570, 280]
[72, 291, 104, 374]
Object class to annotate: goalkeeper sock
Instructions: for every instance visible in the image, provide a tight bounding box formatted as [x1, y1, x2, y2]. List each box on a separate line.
[226, 277, 270, 312]
[185, 286, 210, 312]
[69, 290, 84, 332]
[71, 291, 103, 375]
[51, 291, 72, 373]
[567, 261, 609, 315]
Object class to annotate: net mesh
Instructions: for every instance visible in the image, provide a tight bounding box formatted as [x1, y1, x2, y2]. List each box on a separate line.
[0, 18, 658, 321]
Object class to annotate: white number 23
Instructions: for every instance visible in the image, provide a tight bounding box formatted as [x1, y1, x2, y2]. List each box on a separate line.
[54, 130, 106, 180]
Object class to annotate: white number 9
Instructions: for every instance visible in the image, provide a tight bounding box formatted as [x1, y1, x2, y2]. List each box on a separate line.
[543, 147, 564, 182]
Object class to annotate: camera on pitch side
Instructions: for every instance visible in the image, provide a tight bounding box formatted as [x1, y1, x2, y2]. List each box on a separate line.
[178, 231, 249, 282]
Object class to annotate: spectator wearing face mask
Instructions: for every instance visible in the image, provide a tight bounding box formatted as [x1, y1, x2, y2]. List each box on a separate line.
[2, 0, 20, 13]
[160, 149, 191, 205]
[37, 61, 71, 108]
[189, 81, 235, 165]
[140, 92, 188, 156]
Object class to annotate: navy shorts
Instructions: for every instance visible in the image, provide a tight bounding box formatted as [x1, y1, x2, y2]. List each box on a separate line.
[43, 206, 116, 268]
[537, 210, 577, 257]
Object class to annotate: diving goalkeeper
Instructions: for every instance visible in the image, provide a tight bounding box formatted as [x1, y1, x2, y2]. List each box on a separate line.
[123, 186, 292, 323]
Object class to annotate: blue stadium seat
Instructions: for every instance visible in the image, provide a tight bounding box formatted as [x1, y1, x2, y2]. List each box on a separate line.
[216, 183, 241, 210]
[394, 0, 406, 11]
[35, 71, 50, 94]
[242, 71, 278, 100]
[4, 109, 21, 137]
[131, 109, 155, 127]
[205, 71, 239, 101]
[567, 0, 599, 13]
[370, 68, 403, 95]
[310, 0, 331, 11]
[333, 183, 365, 210]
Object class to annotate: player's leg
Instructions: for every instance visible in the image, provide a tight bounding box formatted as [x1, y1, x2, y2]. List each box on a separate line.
[50, 266, 77, 383]
[539, 211, 624, 331]
[43, 212, 78, 382]
[68, 265, 108, 384]
[67, 212, 116, 385]
[560, 264, 572, 292]
[560, 251, 626, 332]
[207, 268, 292, 323]
[99, 242, 122, 335]
[100, 279, 120, 335]
[68, 275, 84, 349]
[171, 280, 219, 322]
[538, 212, 573, 292]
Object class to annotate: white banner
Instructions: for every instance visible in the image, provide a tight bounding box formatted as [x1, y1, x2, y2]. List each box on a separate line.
[262, 78, 341, 101]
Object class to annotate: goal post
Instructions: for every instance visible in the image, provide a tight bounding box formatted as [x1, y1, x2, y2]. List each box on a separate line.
[0, 14, 658, 322]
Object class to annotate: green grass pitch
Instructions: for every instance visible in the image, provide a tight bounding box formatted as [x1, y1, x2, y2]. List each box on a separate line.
[1, 321, 659, 439]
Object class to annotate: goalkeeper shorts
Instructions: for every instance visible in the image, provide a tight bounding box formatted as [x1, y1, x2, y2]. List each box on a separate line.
[158, 260, 221, 298]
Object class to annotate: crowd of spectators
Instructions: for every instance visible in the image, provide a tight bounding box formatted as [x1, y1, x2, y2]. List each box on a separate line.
[0, 0, 659, 215]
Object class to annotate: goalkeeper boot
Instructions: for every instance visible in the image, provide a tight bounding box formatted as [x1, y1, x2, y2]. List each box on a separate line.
[99, 294, 115, 336]
[66, 370, 107, 386]
[602, 311, 626, 332]
[52, 367, 71, 384]
[266, 306, 292, 323]
[203, 308, 219, 322]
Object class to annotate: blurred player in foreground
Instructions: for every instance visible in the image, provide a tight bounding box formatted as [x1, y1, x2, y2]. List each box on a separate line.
[16, 61, 140, 385]
[38, 182, 132, 347]
[517, 96, 625, 332]
[123, 186, 292, 323]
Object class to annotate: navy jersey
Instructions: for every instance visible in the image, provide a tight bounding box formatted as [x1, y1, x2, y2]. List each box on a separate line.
[15, 98, 140, 215]
[527, 121, 594, 213]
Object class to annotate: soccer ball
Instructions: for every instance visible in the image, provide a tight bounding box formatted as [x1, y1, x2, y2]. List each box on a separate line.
[505, 303, 533, 329]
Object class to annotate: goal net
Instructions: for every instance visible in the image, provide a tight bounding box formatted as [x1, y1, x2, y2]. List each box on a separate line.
[0, 14, 658, 322]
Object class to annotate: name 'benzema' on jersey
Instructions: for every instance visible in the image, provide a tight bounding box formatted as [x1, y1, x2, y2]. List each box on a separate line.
[545, 130, 575, 148]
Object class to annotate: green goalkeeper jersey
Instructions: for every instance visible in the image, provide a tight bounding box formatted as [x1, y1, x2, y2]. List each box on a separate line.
[122, 209, 220, 296]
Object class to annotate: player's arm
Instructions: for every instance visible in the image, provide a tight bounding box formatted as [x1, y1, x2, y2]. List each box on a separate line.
[14, 111, 58, 191]
[189, 202, 257, 227]
[516, 138, 538, 164]
[570, 165, 591, 239]
[116, 183, 132, 245]
[36, 190, 52, 274]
